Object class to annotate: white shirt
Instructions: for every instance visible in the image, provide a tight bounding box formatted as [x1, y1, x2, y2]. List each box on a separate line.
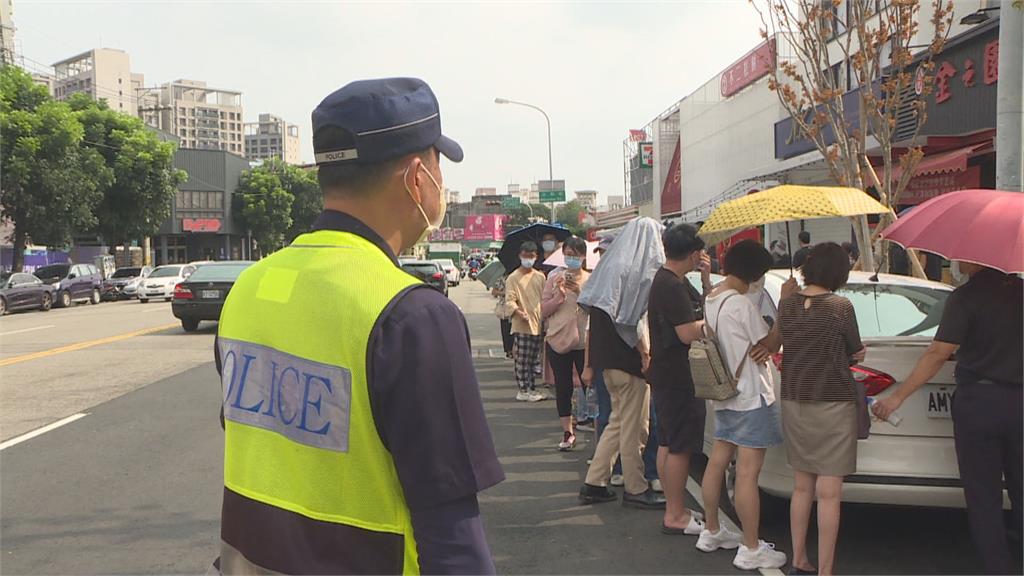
[704, 289, 776, 412]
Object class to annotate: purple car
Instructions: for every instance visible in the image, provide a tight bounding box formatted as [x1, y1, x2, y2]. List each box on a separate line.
[33, 263, 103, 308]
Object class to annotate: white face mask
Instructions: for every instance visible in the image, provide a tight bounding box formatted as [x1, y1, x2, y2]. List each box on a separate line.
[542, 240, 556, 253]
[520, 258, 536, 269]
[404, 163, 446, 244]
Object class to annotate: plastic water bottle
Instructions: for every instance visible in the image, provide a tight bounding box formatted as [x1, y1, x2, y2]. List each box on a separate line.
[866, 397, 903, 427]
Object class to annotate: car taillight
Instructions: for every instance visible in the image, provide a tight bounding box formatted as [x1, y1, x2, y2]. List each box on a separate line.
[173, 284, 193, 300]
[771, 353, 894, 396]
[431, 272, 444, 280]
[851, 365, 896, 396]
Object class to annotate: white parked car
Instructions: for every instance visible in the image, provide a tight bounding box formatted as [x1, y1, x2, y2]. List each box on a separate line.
[695, 270, 999, 509]
[140, 264, 196, 303]
[434, 259, 461, 287]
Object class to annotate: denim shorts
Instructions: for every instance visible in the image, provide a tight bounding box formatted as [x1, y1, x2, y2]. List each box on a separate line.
[714, 397, 784, 449]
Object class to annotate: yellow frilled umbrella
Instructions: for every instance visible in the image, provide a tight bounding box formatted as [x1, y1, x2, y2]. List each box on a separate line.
[697, 185, 889, 247]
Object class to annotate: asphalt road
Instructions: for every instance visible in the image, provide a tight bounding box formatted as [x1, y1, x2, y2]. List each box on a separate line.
[0, 281, 992, 574]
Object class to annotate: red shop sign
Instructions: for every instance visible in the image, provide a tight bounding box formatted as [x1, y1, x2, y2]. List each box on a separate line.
[182, 218, 222, 232]
[720, 38, 776, 98]
[900, 165, 981, 205]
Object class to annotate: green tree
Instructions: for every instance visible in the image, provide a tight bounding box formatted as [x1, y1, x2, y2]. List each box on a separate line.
[67, 94, 185, 260]
[504, 202, 549, 230]
[234, 167, 293, 256]
[0, 67, 107, 271]
[555, 200, 587, 237]
[275, 161, 321, 241]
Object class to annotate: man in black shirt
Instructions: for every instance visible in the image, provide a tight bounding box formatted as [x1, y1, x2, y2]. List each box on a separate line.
[874, 264, 1022, 574]
[647, 223, 711, 535]
[792, 231, 812, 269]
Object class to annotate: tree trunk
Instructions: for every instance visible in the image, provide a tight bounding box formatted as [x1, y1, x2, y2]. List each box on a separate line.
[852, 215, 875, 272]
[11, 225, 27, 273]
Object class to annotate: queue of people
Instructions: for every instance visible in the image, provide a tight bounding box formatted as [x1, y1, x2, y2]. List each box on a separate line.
[501, 216, 1021, 576]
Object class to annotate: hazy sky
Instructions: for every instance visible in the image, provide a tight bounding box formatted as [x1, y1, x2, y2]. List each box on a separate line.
[15, 1, 765, 204]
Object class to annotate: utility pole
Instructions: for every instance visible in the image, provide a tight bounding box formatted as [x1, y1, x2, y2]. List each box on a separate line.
[996, 6, 1023, 192]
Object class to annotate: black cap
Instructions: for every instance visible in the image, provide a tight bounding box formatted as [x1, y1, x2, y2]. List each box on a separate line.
[312, 77, 463, 166]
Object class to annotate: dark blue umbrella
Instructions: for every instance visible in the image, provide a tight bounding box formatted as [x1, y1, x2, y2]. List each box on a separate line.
[497, 223, 571, 272]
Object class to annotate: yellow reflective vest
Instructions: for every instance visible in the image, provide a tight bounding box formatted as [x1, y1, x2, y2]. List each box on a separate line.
[218, 229, 420, 574]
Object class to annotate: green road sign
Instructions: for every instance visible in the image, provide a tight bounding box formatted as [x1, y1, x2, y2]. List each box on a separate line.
[538, 179, 566, 203]
[539, 190, 565, 203]
[502, 196, 521, 208]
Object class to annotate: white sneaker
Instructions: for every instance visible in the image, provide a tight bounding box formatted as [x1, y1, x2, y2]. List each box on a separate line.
[733, 540, 787, 571]
[650, 479, 663, 493]
[609, 474, 624, 487]
[527, 390, 546, 402]
[696, 526, 742, 552]
[516, 391, 530, 401]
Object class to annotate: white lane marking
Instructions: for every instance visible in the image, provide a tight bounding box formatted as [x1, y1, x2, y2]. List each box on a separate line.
[0, 413, 89, 451]
[685, 477, 786, 576]
[143, 306, 172, 313]
[0, 325, 55, 337]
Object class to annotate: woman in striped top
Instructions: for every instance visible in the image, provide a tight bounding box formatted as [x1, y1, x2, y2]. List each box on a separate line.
[752, 242, 865, 576]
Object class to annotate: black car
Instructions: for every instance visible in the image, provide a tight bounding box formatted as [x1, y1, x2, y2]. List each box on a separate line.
[171, 261, 254, 332]
[33, 263, 103, 307]
[0, 272, 55, 315]
[400, 260, 448, 296]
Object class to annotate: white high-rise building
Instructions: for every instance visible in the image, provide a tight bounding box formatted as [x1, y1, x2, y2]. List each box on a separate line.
[574, 190, 598, 209]
[140, 79, 244, 155]
[0, 0, 15, 65]
[244, 113, 301, 165]
[52, 48, 139, 116]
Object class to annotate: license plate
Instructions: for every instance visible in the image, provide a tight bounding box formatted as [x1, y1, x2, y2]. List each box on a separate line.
[926, 388, 953, 419]
[201, 290, 220, 299]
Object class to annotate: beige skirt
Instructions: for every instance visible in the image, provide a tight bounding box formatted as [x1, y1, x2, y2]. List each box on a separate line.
[781, 399, 858, 477]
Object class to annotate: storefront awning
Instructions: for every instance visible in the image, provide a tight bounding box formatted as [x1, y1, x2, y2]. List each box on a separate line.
[890, 142, 989, 180]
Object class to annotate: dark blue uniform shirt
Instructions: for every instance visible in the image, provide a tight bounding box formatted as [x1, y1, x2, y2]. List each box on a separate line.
[217, 210, 503, 574]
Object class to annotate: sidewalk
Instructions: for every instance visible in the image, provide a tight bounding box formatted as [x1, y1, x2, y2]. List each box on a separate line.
[449, 277, 745, 574]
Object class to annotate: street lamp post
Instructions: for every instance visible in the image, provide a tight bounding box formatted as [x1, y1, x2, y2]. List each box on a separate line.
[495, 98, 556, 223]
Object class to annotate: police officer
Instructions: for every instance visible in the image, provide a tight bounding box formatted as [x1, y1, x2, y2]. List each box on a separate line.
[215, 78, 504, 574]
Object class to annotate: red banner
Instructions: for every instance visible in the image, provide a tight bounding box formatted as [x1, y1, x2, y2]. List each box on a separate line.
[182, 218, 221, 232]
[629, 129, 647, 142]
[660, 140, 681, 216]
[464, 214, 507, 241]
[720, 39, 775, 98]
[900, 165, 981, 205]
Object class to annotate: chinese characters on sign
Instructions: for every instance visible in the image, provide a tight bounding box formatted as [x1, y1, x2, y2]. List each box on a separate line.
[934, 40, 998, 105]
[182, 218, 222, 232]
[983, 40, 999, 85]
[720, 38, 776, 97]
[639, 142, 654, 167]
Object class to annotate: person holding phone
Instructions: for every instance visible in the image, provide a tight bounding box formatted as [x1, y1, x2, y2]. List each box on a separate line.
[542, 236, 590, 451]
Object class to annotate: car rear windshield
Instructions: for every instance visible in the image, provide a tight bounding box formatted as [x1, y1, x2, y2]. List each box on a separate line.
[403, 264, 439, 274]
[839, 283, 951, 338]
[35, 265, 69, 279]
[111, 268, 142, 278]
[149, 266, 182, 278]
[187, 263, 252, 282]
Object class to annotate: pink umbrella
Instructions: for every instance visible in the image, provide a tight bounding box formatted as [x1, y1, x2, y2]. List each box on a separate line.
[544, 241, 601, 270]
[881, 189, 1024, 274]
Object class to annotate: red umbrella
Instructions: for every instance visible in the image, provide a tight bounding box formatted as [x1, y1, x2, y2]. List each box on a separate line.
[881, 189, 1024, 274]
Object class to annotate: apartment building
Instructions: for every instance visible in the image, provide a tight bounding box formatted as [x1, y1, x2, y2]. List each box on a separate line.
[52, 48, 139, 116]
[474, 187, 497, 197]
[244, 113, 301, 165]
[1, 0, 15, 65]
[574, 190, 598, 209]
[140, 79, 244, 155]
